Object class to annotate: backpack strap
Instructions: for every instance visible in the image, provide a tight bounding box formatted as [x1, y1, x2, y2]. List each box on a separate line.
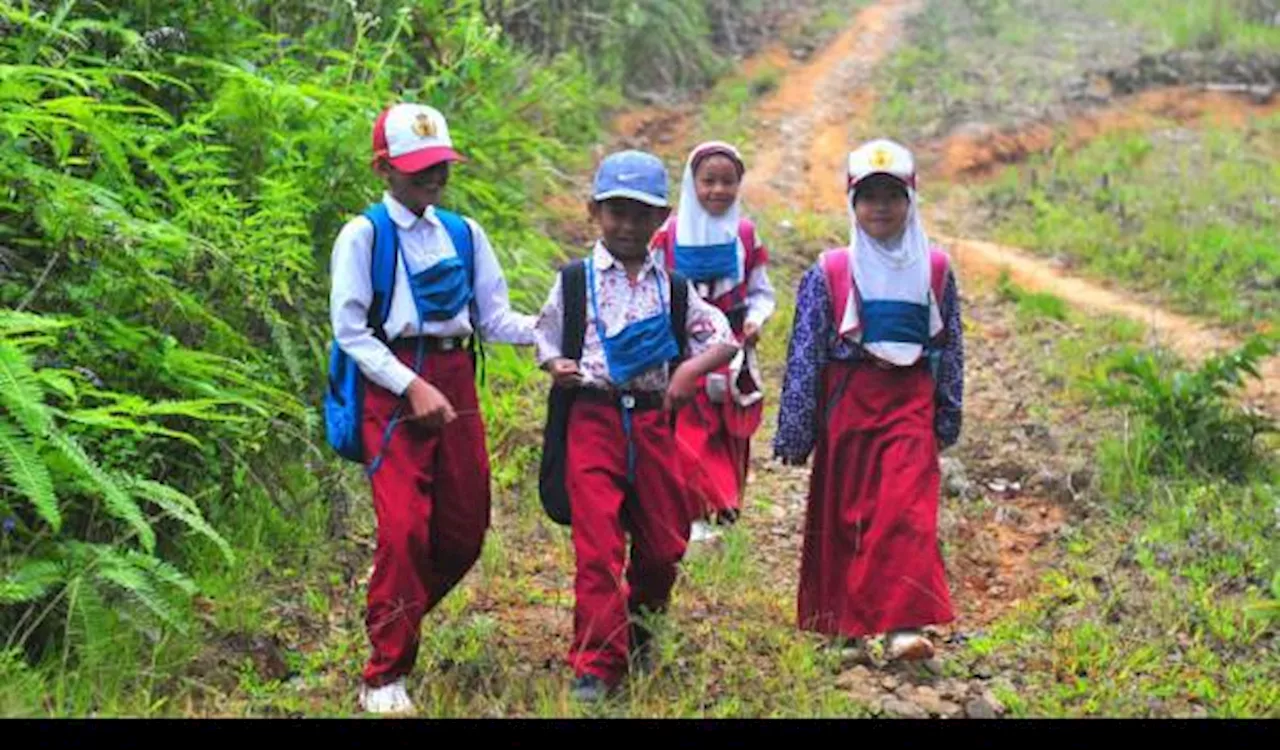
[670, 269, 690, 360]
[561, 259, 587, 361]
[928, 247, 951, 347]
[363, 203, 400, 341]
[435, 207, 486, 382]
[819, 248, 854, 334]
[738, 218, 758, 273]
[656, 217, 677, 271]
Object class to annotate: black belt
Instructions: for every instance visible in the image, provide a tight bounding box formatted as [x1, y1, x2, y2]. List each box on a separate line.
[391, 336, 469, 354]
[574, 387, 665, 411]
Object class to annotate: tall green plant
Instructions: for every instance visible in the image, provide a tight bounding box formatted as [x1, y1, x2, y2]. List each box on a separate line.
[1091, 336, 1277, 481]
[0, 311, 234, 656]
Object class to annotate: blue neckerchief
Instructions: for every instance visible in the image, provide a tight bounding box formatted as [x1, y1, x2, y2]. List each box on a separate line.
[405, 253, 473, 322]
[586, 260, 679, 483]
[673, 240, 739, 283]
[859, 300, 931, 345]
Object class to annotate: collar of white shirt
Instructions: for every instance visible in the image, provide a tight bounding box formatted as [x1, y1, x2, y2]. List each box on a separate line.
[591, 240, 662, 279]
[382, 192, 442, 231]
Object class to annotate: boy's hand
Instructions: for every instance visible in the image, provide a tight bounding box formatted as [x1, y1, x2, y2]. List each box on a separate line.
[664, 361, 700, 414]
[545, 358, 583, 387]
[404, 378, 456, 429]
[743, 322, 762, 347]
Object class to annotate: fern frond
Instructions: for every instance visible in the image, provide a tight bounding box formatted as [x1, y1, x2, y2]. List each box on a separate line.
[125, 476, 235, 565]
[0, 416, 60, 531]
[49, 432, 155, 552]
[0, 310, 74, 338]
[0, 341, 52, 437]
[93, 552, 183, 631]
[0, 560, 63, 605]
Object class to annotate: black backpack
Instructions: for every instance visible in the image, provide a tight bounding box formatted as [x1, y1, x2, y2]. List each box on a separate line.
[537, 260, 690, 525]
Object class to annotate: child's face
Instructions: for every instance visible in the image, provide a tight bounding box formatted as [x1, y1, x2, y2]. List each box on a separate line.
[693, 154, 741, 216]
[378, 160, 450, 214]
[853, 176, 910, 240]
[590, 198, 669, 261]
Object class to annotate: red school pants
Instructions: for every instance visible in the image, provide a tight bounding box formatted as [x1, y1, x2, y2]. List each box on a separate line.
[359, 342, 490, 687]
[565, 394, 692, 686]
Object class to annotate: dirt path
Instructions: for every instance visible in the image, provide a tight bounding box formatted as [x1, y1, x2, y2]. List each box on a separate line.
[607, 0, 1278, 665]
[742, 0, 924, 211]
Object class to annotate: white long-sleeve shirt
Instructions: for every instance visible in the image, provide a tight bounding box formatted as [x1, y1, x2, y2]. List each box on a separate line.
[329, 192, 535, 396]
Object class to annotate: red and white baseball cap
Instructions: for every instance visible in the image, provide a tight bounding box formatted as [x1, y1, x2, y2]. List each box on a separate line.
[372, 103, 464, 174]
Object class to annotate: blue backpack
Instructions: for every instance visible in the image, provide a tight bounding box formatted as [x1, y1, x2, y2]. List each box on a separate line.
[324, 202, 477, 464]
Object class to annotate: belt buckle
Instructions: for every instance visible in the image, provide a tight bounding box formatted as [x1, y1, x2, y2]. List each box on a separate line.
[439, 337, 456, 352]
[620, 394, 636, 410]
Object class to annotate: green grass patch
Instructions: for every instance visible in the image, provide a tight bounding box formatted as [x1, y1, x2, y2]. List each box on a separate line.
[982, 121, 1280, 332]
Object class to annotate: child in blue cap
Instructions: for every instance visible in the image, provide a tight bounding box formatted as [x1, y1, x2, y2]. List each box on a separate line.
[534, 150, 739, 701]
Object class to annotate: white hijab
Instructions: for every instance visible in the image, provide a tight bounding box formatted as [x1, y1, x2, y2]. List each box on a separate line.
[674, 141, 746, 288]
[838, 180, 944, 366]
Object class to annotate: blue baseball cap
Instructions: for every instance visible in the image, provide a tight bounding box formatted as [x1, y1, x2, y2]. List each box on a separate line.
[592, 150, 669, 207]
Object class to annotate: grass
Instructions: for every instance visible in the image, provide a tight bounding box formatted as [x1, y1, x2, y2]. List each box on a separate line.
[1103, 0, 1280, 52]
[696, 63, 784, 152]
[980, 117, 1280, 332]
[872, 0, 1132, 140]
[963, 276, 1280, 718]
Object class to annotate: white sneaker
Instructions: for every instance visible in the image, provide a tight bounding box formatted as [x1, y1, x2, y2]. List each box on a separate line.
[886, 631, 935, 662]
[690, 520, 721, 543]
[358, 678, 416, 715]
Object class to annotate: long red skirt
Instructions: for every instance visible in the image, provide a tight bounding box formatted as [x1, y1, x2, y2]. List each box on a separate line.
[674, 379, 747, 518]
[797, 359, 954, 638]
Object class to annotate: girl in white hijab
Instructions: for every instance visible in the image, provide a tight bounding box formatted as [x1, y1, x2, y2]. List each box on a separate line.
[652, 141, 776, 541]
[774, 138, 965, 664]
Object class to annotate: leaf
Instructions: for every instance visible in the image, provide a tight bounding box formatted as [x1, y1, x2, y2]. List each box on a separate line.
[0, 416, 59, 531]
[94, 555, 182, 630]
[126, 477, 235, 565]
[0, 341, 51, 437]
[49, 431, 155, 553]
[0, 560, 63, 605]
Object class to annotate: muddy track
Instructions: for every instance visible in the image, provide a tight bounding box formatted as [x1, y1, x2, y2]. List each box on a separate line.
[613, 0, 1279, 417]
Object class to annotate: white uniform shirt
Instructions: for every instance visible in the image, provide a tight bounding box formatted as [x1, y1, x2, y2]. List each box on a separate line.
[329, 192, 535, 396]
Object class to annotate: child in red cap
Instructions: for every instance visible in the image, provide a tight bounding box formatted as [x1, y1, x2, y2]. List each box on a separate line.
[329, 103, 536, 714]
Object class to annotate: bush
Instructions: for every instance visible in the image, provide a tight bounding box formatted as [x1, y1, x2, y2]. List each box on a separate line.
[1090, 336, 1277, 481]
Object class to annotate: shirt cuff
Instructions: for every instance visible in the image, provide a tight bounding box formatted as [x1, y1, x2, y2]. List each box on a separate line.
[384, 361, 418, 398]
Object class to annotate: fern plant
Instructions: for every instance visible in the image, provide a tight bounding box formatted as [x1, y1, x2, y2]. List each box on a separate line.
[0, 311, 234, 655]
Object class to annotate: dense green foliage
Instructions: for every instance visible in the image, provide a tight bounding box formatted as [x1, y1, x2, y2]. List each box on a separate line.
[0, 0, 714, 680]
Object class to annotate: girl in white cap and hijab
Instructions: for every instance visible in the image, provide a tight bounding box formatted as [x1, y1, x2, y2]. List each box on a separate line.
[774, 138, 965, 663]
[652, 141, 776, 542]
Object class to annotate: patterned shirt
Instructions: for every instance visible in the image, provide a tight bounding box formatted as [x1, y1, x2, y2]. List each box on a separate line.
[773, 261, 965, 464]
[533, 241, 739, 393]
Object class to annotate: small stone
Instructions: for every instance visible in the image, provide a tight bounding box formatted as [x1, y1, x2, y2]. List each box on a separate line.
[939, 700, 964, 718]
[881, 675, 900, 691]
[883, 697, 928, 719]
[895, 683, 916, 701]
[982, 689, 1007, 715]
[972, 662, 994, 680]
[844, 683, 884, 711]
[965, 697, 999, 719]
[836, 666, 873, 688]
[914, 686, 946, 716]
[924, 658, 945, 676]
